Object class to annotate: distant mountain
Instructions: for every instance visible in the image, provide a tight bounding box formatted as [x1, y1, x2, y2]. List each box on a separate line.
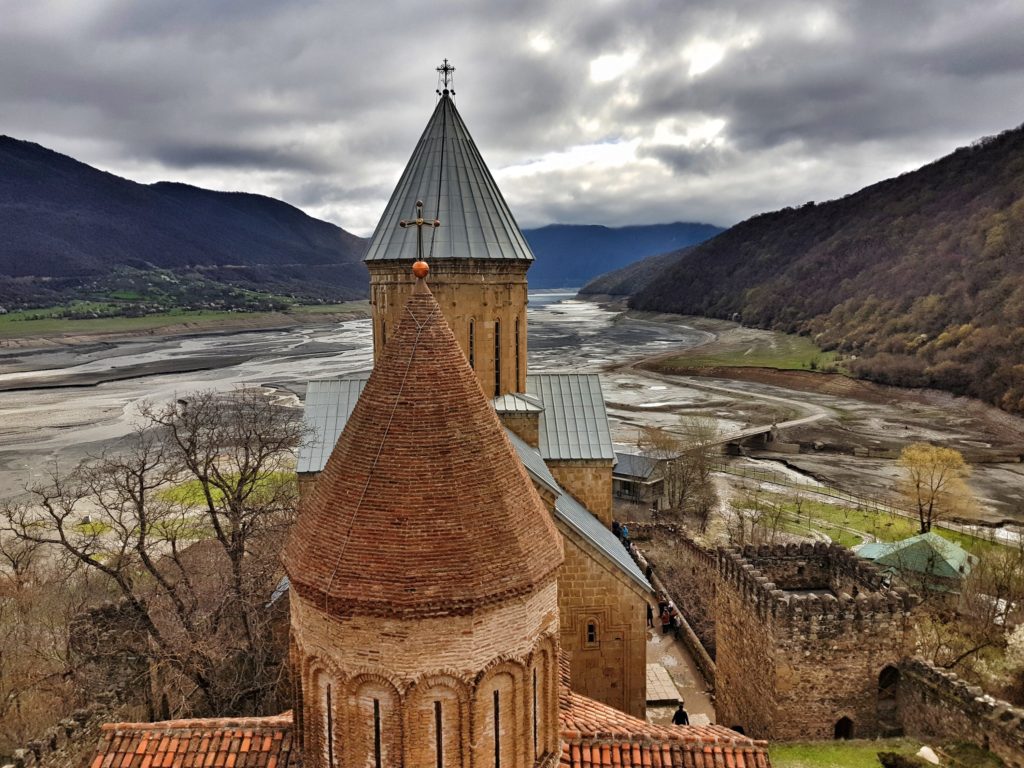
[522, 222, 723, 289]
[590, 124, 1024, 414]
[0, 136, 369, 306]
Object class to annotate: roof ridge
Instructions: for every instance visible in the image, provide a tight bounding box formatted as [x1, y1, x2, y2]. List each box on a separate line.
[100, 712, 293, 731]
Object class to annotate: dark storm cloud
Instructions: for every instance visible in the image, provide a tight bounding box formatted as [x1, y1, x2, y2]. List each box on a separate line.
[2, 0, 1024, 233]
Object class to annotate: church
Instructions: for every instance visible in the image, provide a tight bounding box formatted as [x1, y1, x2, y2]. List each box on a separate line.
[85, 67, 771, 768]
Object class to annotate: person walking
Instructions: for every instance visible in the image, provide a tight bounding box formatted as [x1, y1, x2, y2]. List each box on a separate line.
[646, 602, 654, 628]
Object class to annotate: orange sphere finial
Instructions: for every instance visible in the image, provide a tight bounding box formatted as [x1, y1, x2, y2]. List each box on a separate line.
[412, 260, 430, 279]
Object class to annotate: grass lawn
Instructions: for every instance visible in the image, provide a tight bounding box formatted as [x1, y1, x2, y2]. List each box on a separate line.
[770, 739, 921, 768]
[766, 494, 1003, 557]
[0, 301, 369, 338]
[661, 330, 839, 372]
[158, 471, 296, 506]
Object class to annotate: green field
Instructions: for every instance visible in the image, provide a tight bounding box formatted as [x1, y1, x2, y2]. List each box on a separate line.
[764, 493, 1003, 557]
[662, 330, 839, 371]
[770, 739, 921, 768]
[0, 301, 369, 338]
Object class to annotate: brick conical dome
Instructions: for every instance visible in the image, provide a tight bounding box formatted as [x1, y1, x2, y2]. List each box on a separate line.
[283, 279, 562, 618]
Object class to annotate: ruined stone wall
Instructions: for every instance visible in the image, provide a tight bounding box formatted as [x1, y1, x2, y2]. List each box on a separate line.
[548, 460, 613, 527]
[556, 527, 648, 719]
[368, 260, 529, 397]
[715, 544, 916, 741]
[897, 658, 1024, 768]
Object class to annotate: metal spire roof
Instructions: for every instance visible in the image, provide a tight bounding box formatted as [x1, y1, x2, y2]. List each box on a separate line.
[363, 92, 535, 262]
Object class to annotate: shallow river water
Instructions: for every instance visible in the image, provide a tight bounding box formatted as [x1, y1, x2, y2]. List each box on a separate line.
[0, 293, 709, 497]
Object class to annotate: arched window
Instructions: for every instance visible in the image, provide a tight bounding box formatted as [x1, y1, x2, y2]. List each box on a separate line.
[493, 320, 501, 395]
[349, 679, 401, 768]
[468, 320, 475, 369]
[325, 683, 336, 768]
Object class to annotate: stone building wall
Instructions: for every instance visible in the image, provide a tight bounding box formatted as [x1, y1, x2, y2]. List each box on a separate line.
[897, 658, 1024, 768]
[367, 260, 529, 397]
[547, 460, 613, 527]
[714, 543, 916, 741]
[556, 529, 648, 719]
[500, 412, 539, 448]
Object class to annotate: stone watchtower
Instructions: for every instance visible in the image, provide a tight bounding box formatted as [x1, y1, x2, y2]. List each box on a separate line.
[282, 273, 565, 767]
[363, 80, 534, 398]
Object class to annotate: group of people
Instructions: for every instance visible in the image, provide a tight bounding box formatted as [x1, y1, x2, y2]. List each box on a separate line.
[656, 592, 683, 635]
[615, 520, 692, 727]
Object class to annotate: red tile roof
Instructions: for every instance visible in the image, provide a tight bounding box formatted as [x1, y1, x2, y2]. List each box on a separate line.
[560, 691, 771, 768]
[283, 278, 563, 618]
[87, 713, 294, 768]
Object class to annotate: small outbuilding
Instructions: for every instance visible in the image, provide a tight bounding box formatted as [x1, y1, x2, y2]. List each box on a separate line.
[855, 531, 977, 593]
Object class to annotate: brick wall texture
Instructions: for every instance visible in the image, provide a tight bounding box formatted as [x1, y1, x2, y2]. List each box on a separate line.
[291, 582, 562, 768]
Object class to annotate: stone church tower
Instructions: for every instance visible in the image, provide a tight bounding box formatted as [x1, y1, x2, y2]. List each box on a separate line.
[363, 84, 532, 397]
[282, 274, 565, 767]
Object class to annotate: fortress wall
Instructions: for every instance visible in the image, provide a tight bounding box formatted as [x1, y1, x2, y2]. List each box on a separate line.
[898, 658, 1024, 768]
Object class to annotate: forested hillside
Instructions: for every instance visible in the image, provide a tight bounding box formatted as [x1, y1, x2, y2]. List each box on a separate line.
[0, 136, 368, 306]
[522, 222, 722, 288]
[621, 125, 1024, 413]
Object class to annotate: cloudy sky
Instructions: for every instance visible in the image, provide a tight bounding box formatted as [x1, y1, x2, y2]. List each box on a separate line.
[3, 0, 1024, 235]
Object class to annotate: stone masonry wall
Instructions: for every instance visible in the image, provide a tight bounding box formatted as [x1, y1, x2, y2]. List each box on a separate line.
[368, 260, 529, 397]
[632, 523, 718, 658]
[897, 658, 1024, 768]
[715, 543, 916, 741]
[557, 527, 648, 719]
[548, 460, 613, 527]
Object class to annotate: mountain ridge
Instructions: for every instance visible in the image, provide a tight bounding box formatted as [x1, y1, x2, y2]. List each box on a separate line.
[585, 124, 1024, 414]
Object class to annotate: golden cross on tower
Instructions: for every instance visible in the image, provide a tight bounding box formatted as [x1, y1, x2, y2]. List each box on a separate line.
[436, 58, 455, 95]
[399, 200, 441, 262]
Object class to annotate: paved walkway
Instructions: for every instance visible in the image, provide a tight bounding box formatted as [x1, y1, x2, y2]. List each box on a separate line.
[645, 621, 715, 726]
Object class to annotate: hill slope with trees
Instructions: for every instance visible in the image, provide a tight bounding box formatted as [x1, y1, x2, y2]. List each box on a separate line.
[0, 136, 369, 306]
[596, 125, 1024, 414]
[522, 222, 722, 288]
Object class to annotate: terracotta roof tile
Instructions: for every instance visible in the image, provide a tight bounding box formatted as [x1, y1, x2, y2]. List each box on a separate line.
[86, 713, 294, 768]
[559, 689, 771, 768]
[283, 279, 563, 618]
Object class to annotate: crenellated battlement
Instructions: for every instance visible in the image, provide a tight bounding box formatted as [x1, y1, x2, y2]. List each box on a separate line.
[898, 658, 1024, 767]
[716, 542, 918, 633]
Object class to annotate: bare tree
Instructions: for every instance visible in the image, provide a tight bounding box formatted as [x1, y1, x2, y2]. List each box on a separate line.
[638, 416, 720, 528]
[0, 537, 81, 753]
[1, 388, 304, 719]
[897, 443, 975, 533]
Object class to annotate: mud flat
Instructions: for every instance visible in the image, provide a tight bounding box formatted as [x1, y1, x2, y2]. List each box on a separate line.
[614, 315, 1024, 528]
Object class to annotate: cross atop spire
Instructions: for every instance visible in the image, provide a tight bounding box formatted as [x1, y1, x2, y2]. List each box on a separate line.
[436, 58, 455, 95]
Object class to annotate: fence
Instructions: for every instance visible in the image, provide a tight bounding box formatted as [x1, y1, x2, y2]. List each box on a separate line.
[714, 460, 1016, 547]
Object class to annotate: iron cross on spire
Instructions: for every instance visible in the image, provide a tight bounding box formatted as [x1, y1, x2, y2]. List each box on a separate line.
[399, 200, 440, 261]
[436, 58, 455, 95]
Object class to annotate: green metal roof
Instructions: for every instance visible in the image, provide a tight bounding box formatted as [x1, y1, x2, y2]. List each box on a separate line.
[857, 531, 975, 580]
[363, 93, 534, 263]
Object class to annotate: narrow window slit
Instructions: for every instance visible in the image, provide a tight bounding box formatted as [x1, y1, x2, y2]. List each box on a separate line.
[374, 698, 382, 768]
[325, 684, 335, 768]
[434, 700, 443, 768]
[493, 689, 501, 768]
